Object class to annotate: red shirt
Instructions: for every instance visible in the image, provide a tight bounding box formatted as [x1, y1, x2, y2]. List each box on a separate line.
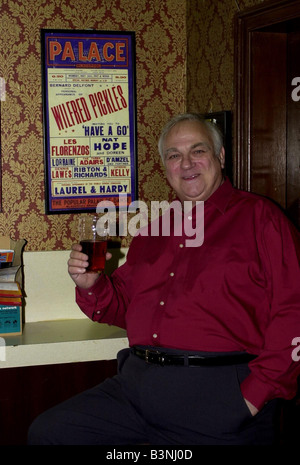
[76, 178, 300, 410]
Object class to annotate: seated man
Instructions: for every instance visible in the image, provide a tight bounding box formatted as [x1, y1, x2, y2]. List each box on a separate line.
[28, 113, 300, 445]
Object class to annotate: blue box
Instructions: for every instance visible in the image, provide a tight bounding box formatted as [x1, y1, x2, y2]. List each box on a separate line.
[0, 304, 22, 336]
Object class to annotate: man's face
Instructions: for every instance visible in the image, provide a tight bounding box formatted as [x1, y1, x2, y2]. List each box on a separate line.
[162, 120, 225, 203]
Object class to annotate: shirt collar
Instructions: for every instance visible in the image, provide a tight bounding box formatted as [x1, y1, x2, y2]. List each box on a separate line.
[171, 177, 234, 218]
[205, 177, 233, 214]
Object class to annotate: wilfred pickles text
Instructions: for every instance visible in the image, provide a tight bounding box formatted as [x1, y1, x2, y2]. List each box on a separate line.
[50, 86, 128, 131]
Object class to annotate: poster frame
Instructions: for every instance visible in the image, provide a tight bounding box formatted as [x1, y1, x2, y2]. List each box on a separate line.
[41, 29, 137, 214]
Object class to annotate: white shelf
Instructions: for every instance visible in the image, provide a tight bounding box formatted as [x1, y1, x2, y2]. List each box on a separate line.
[0, 319, 128, 369]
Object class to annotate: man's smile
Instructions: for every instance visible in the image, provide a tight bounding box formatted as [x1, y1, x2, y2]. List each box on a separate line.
[182, 173, 200, 180]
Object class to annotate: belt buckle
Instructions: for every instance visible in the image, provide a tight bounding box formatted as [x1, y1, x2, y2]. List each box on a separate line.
[145, 349, 150, 363]
[145, 349, 165, 365]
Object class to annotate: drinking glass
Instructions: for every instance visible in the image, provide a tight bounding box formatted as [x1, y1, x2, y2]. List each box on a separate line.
[78, 215, 109, 273]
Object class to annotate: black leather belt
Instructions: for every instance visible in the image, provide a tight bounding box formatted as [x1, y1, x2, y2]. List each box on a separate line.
[133, 347, 257, 367]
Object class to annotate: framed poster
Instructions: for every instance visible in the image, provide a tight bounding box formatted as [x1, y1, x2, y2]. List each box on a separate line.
[41, 29, 137, 214]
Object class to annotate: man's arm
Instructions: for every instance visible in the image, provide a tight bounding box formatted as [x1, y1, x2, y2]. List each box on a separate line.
[240, 209, 300, 411]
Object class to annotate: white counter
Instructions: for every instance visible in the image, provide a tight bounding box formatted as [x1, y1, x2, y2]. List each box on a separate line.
[0, 249, 129, 369]
[0, 319, 128, 368]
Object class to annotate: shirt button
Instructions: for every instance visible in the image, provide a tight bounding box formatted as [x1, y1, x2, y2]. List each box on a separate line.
[170, 272, 174, 277]
[153, 333, 158, 339]
[96, 310, 101, 314]
[88, 292, 93, 295]
[160, 301, 165, 306]
[188, 215, 192, 220]
[179, 243, 184, 248]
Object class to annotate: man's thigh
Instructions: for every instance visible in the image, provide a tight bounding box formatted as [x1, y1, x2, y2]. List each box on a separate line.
[28, 351, 147, 445]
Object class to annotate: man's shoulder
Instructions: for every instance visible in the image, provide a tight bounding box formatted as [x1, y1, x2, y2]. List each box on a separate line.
[231, 186, 280, 211]
[230, 186, 296, 229]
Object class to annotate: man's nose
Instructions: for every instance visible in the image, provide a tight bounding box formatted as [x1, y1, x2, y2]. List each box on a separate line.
[181, 153, 194, 169]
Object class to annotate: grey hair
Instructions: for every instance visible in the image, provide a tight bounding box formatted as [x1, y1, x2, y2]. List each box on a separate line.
[158, 113, 224, 163]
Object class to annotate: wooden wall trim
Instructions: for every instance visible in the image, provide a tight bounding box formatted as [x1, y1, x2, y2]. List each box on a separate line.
[234, 0, 300, 191]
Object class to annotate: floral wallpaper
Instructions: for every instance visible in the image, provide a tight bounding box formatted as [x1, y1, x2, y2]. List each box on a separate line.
[0, 0, 264, 251]
[186, 0, 264, 113]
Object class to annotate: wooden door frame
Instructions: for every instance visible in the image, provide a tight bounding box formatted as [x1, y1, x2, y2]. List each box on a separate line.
[234, 0, 300, 190]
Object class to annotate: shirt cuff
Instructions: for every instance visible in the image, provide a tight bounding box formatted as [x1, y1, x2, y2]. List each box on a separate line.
[75, 275, 106, 320]
[76, 275, 103, 297]
[240, 373, 277, 411]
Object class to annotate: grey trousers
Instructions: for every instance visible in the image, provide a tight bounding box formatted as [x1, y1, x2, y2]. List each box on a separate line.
[28, 347, 280, 445]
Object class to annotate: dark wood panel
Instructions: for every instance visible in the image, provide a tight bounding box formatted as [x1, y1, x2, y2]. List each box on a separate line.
[250, 31, 287, 208]
[287, 31, 300, 228]
[0, 359, 117, 445]
[234, 0, 300, 195]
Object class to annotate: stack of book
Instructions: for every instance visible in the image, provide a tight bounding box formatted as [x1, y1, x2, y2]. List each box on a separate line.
[0, 249, 22, 336]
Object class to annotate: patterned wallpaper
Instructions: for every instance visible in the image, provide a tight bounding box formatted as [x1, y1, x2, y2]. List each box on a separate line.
[0, 0, 264, 251]
[187, 0, 264, 113]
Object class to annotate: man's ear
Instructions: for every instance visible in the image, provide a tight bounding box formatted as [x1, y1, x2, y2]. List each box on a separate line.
[218, 147, 225, 169]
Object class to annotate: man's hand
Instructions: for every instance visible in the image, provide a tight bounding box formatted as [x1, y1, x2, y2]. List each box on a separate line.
[68, 243, 112, 289]
[244, 398, 259, 416]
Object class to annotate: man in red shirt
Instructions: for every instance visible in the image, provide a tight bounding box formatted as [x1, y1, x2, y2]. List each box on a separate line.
[28, 114, 300, 445]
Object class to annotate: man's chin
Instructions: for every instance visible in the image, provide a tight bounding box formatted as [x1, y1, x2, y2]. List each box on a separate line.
[179, 190, 206, 204]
